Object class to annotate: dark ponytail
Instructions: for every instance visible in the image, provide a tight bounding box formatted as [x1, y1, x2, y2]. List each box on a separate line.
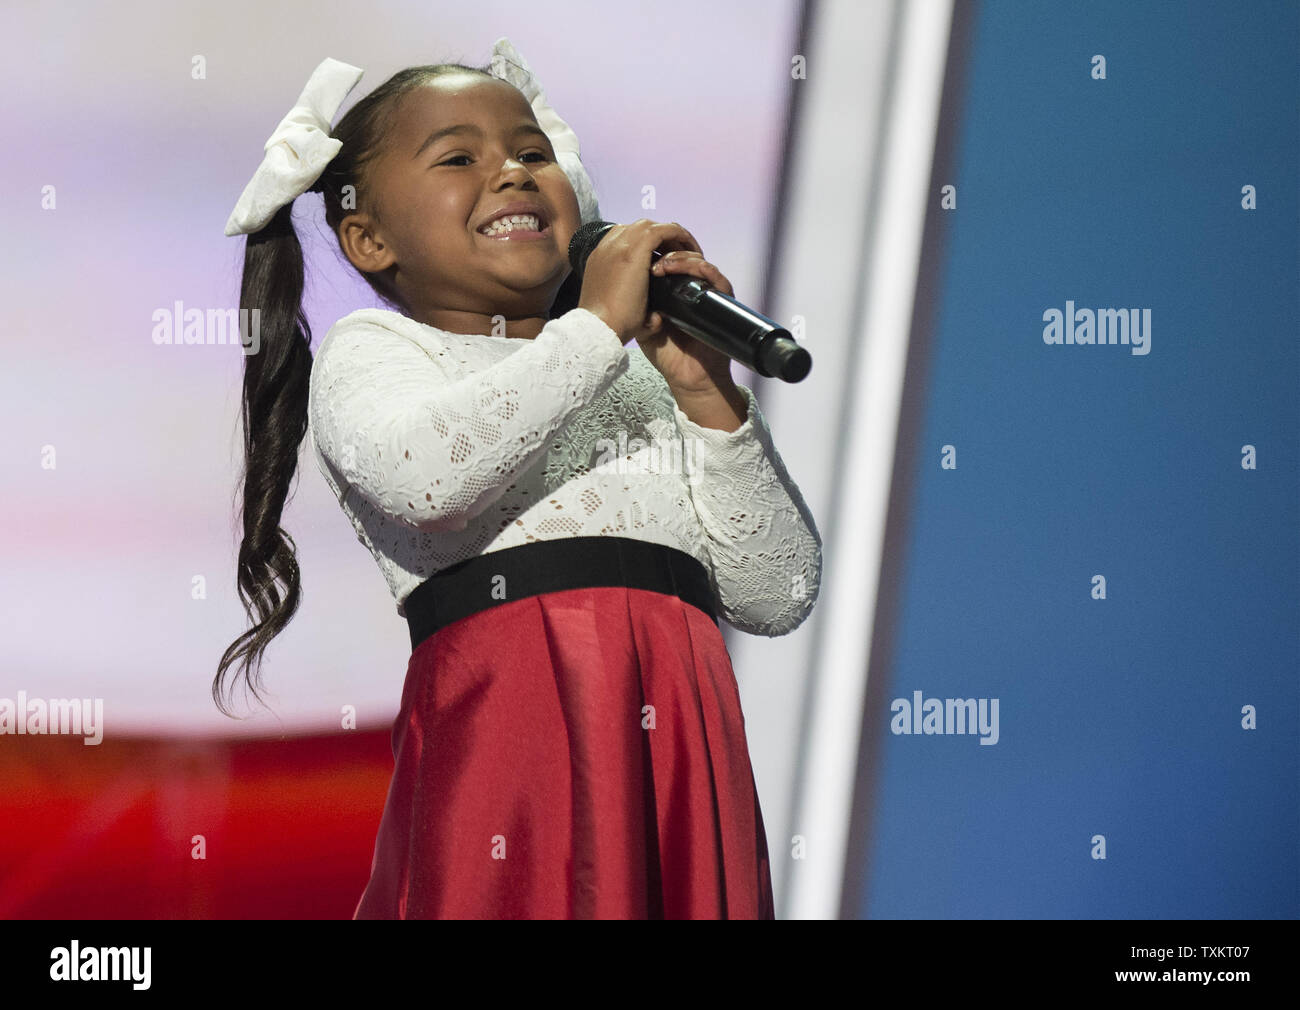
[214, 199, 315, 717]
[216, 60, 500, 716]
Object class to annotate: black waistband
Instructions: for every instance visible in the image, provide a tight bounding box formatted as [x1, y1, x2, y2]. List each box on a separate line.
[404, 536, 718, 652]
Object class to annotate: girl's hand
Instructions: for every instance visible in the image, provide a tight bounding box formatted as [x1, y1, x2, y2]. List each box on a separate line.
[577, 219, 700, 349]
[639, 250, 737, 396]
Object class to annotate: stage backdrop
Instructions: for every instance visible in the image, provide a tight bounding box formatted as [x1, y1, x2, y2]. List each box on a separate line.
[845, 0, 1298, 918]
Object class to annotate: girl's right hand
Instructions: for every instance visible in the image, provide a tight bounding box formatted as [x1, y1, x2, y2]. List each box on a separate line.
[576, 219, 703, 345]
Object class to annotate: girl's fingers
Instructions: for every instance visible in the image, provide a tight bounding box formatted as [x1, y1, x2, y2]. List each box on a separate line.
[654, 254, 733, 295]
[640, 221, 701, 257]
[657, 250, 703, 264]
[654, 251, 706, 272]
[663, 222, 702, 254]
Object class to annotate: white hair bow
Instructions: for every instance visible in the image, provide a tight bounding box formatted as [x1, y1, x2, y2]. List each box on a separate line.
[223, 38, 600, 237]
[223, 57, 364, 236]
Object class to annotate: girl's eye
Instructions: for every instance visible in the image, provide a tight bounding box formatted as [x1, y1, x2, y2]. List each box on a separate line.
[437, 151, 549, 167]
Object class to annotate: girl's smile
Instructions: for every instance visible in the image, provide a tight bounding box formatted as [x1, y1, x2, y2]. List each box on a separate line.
[475, 201, 554, 242]
[477, 224, 553, 242]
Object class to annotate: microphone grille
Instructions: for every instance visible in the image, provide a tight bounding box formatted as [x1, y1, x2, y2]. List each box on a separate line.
[568, 220, 615, 276]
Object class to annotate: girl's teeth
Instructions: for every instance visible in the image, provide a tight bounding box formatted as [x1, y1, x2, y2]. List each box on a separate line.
[482, 214, 541, 236]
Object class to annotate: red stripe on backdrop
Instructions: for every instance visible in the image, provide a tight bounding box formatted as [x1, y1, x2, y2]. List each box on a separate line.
[0, 728, 393, 919]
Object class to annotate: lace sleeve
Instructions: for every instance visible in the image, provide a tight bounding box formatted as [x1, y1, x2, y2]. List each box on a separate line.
[309, 307, 628, 532]
[673, 384, 823, 636]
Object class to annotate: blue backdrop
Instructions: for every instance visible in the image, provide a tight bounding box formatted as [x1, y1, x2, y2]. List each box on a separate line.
[855, 0, 1298, 918]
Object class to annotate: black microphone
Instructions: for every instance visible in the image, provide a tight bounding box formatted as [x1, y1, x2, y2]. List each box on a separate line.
[567, 220, 812, 383]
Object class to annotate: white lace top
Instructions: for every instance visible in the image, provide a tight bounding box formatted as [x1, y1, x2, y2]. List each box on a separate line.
[306, 306, 822, 636]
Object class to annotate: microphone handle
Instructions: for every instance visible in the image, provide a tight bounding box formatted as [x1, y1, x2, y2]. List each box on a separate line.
[647, 272, 812, 383]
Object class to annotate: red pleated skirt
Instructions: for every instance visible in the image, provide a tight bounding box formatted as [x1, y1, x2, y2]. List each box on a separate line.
[353, 585, 775, 919]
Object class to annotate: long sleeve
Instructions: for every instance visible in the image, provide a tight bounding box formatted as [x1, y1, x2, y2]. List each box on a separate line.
[309, 307, 628, 533]
[672, 384, 822, 636]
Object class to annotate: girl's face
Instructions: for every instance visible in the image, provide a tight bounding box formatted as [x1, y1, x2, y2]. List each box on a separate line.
[340, 73, 582, 336]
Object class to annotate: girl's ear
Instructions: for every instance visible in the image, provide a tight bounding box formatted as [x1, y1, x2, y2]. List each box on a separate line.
[339, 212, 396, 275]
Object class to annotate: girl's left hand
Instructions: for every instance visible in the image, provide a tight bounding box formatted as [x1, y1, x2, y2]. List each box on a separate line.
[636, 251, 737, 395]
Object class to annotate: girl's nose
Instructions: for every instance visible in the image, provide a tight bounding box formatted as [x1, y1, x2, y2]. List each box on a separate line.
[493, 159, 538, 188]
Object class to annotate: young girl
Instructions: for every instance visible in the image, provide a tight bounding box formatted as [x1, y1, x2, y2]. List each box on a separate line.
[217, 38, 821, 919]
